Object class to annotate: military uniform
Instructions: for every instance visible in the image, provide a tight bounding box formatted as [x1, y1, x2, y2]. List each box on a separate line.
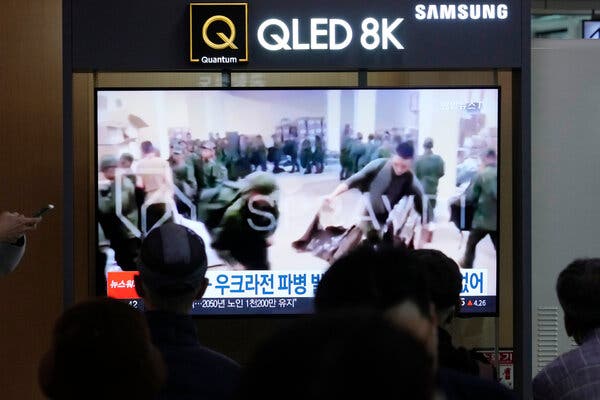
[300, 138, 313, 173]
[415, 151, 445, 222]
[209, 173, 279, 270]
[462, 163, 498, 268]
[339, 136, 353, 180]
[172, 161, 198, 216]
[349, 139, 367, 174]
[312, 138, 325, 173]
[98, 175, 140, 270]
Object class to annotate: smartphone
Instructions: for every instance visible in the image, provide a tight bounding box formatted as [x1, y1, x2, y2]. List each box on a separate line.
[33, 204, 55, 218]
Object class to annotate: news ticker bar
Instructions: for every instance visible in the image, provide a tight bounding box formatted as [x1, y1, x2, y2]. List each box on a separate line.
[122, 296, 496, 315]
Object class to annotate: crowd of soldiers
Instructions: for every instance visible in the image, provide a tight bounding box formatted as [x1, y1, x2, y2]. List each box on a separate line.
[97, 133, 284, 277]
[339, 130, 401, 180]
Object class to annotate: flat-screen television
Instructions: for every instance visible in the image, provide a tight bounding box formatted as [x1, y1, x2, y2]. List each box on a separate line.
[582, 20, 600, 39]
[96, 87, 500, 315]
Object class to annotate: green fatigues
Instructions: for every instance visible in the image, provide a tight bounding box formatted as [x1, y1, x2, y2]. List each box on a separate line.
[210, 173, 279, 270]
[312, 141, 325, 173]
[300, 139, 312, 171]
[415, 152, 445, 222]
[97, 177, 140, 270]
[172, 162, 198, 216]
[340, 137, 353, 179]
[463, 164, 498, 268]
[196, 159, 228, 221]
[349, 140, 367, 174]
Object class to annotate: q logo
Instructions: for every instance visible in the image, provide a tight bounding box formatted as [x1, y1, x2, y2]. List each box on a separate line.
[202, 15, 238, 50]
[190, 3, 248, 63]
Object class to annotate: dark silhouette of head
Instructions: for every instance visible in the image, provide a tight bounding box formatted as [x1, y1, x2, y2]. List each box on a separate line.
[135, 222, 209, 314]
[315, 244, 431, 317]
[412, 249, 463, 325]
[557, 258, 600, 344]
[39, 298, 165, 400]
[237, 310, 434, 400]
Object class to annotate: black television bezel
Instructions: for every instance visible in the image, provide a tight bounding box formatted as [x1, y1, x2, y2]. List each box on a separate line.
[94, 85, 502, 317]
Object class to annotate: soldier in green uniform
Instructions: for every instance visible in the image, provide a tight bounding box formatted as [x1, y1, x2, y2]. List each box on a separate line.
[312, 135, 325, 174]
[283, 129, 300, 173]
[248, 135, 268, 172]
[349, 133, 366, 174]
[339, 130, 353, 180]
[210, 172, 280, 270]
[300, 135, 313, 174]
[169, 144, 198, 217]
[415, 138, 445, 223]
[97, 155, 140, 270]
[195, 141, 228, 222]
[460, 149, 498, 268]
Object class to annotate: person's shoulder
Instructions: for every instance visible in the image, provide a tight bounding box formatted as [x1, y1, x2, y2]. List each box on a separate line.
[532, 349, 578, 389]
[196, 345, 241, 369]
[438, 368, 516, 400]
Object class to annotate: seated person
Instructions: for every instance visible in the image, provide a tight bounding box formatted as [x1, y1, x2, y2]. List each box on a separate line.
[135, 222, 241, 400]
[38, 298, 166, 400]
[236, 310, 434, 400]
[533, 258, 600, 399]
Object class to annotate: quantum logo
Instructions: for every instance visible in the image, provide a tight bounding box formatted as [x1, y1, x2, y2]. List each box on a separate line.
[190, 3, 248, 64]
[202, 15, 238, 49]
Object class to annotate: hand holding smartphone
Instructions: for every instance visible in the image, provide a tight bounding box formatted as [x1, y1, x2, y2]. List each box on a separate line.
[33, 204, 55, 218]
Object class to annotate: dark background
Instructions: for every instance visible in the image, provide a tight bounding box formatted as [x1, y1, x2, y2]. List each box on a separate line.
[72, 0, 521, 71]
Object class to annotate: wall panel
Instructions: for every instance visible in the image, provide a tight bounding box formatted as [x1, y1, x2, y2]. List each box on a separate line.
[0, 1, 63, 398]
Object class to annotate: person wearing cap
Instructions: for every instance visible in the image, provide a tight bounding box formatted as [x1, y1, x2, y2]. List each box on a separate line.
[323, 142, 424, 241]
[460, 149, 498, 268]
[134, 222, 240, 400]
[211, 172, 279, 270]
[197, 140, 227, 193]
[415, 138, 445, 223]
[98, 154, 140, 270]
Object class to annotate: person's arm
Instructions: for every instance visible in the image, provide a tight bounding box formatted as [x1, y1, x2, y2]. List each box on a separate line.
[0, 212, 40, 276]
[0, 212, 39, 243]
[0, 237, 26, 276]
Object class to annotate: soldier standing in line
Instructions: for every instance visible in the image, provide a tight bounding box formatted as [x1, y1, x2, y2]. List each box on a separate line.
[300, 134, 313, 174]
[312, 135, 325, 174]
[415, 138, 445, 223]
[460, 149, 498, 268]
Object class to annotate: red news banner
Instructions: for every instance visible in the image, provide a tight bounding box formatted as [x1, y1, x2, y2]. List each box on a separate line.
[107, 271, 139, 299]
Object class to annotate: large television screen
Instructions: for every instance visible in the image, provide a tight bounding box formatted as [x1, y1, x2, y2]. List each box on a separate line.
[96, 87, 500, 315]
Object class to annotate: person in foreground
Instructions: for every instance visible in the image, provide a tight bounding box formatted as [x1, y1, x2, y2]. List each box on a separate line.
[314, 244, 515, 400]
[0, 210, 41, 276]
[135, 221, 240, 400]
[38, 297, 166, 400]
[533, 258, 600, 400]
[413, 249, 494, 380]
[236, 310, 435, 400]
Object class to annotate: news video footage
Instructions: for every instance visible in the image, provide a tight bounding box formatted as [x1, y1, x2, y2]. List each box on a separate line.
[97, 87, 499, 315]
